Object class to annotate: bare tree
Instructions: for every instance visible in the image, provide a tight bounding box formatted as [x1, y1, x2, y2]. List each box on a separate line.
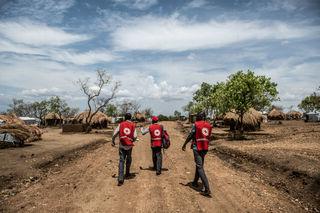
[118, 100, 140, 115]
[77, 70, 120, 132]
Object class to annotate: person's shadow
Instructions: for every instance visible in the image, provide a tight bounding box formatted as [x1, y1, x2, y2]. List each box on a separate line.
[139, 166, 169, 171]
[180, 182, 204, 192]
[111, 172, 138, 180]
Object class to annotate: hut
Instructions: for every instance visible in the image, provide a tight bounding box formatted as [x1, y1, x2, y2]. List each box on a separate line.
[74, 111, 111, 129]
[0, 114, 43, 145]
[268, 109, 285, 120]
[286, 111, 302, 120]
[224, 108, 263, 131]
[44, 113, 64, 126]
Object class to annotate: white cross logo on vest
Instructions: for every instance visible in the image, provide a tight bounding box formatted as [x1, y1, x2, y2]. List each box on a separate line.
[154, 129, 161, 136]
[202, 128, 209, 136]
[124, 128, 131, 135]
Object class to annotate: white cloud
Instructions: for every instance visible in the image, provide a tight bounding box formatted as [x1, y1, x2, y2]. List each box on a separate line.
[186, 0, 208, 8]
[21, 87, 62, 96]
[112, 16, 319, 52]
[50, 49, 118, 65]
[113, 0, 158, 10]
[1, 0, 75, 23]
[0, 20, 91, 46]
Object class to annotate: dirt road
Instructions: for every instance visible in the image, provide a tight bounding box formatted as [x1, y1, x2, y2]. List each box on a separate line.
[3, 122, 303, 212]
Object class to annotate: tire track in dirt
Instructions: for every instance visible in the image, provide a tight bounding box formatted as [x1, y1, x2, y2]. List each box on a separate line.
[3, 122, 304, 212]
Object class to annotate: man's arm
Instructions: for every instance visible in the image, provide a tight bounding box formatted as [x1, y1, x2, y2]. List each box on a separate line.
[133, 128, 138, 141]
[182, 124, 196, 151]
[111, 125, 120, 146]
[140, 127, 149, 135]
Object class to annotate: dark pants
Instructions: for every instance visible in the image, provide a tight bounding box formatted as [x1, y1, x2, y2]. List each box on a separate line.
[118, 148, 132, 182]
[193, 149, 210, 192]
[152, 147, 162, 173]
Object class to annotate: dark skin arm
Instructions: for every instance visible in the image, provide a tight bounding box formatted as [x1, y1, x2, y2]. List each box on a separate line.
[182, 124, 196, 151]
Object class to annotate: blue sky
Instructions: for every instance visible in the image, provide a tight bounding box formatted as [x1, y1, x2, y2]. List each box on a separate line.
[0, 0, 319, 114]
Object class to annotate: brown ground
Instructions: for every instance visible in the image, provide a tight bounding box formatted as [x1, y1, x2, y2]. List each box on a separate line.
[1, 121, 318, 212]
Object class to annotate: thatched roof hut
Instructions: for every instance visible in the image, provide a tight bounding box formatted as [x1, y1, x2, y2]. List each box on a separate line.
[0, 114, 43, 143]
[268, 109, 285, 120]
[44, 113, 64, 126]
[0, 114, 25, 125]
[74, 111, 111, 128]
[286, 111, 302, 120]
[224, 108, 263, 131]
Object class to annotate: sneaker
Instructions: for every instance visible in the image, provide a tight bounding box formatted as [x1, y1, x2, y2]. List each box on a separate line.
[191, 182, 199, 188]
[118, 181, 124, 186]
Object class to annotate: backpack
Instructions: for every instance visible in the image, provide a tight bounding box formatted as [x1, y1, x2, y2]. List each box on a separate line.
[161, 127, 170, 149]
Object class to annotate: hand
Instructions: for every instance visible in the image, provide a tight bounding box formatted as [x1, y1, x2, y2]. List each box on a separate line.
[182, 144, 186, 151]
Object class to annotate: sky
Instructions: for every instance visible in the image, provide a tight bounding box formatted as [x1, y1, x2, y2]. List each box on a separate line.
[0, 0, 319, 115]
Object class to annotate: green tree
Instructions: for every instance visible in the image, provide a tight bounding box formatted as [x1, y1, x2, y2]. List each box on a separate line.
[219, 70, 278, 134]
[143, 108, 153, 118]
[7, 99, 32, 116]
[298, 92, 320, 112]
[31, 100, 49, 125]
[173, 110, 182, 119]
[105, 104, 118, 117]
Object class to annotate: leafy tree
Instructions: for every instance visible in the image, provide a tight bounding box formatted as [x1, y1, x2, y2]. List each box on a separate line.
[105, 104, 118, 117]
[77, 70, 120, 132]
[143, 108, 153, 118]
[48, 96, 70, 126]
[7, 99, 32, 116]
[31, 100, 49, 125]
[173, 110, 182, 119]
[299, 91, 320, 112]
[218, 70, 278, 134]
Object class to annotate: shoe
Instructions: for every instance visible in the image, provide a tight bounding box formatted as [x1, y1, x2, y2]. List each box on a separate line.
[118, 181, 124, 186]
[156, 171, 161, 176]
[200, 190, 211, 197]
[192, 182, 199, 188]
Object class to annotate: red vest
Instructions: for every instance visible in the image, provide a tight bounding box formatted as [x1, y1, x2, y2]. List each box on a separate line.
[149, 124, 163, 147]
[194, 121, 212, 151]
[119, 121, 135, 146]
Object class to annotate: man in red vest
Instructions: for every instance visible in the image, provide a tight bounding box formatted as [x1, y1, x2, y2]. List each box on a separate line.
[141, 116, 164, 175]
[182, 112, 212, 196]
[112, 113, 137, 186]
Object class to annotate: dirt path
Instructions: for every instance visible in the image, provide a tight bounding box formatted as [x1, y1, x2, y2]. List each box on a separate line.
[3, 122, 304, 212]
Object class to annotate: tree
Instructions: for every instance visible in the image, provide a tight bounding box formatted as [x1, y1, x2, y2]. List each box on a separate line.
[118, 100, 140, 115]
[7, 99, 32, 116]
[218, 70, 278, 134]
[173, 110, 181, 119]
[48, 96, 70, 126]
[31, 100, 49, 125]
[299, 91, 320, 112]
[105, 104, 118, 117]
[77, 70, 120, 132]
[143, 108, 153, 118]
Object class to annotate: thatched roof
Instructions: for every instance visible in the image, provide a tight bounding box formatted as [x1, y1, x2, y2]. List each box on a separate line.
[44, 113, 64, 120]
[134, 112, 146, 120]
[74, 111, 111, 125]
[0, 115, 43, 142]
[224, 108, 263, 126]
[0, 114, 25, 125]
[286, 111, 302, 120]
[268, 109, 285, 120]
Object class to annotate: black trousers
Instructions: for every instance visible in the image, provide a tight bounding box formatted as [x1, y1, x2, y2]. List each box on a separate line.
[193, 149, 210, 191]
[151, 147, 162, 173]
[118, 148, 132, 182]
